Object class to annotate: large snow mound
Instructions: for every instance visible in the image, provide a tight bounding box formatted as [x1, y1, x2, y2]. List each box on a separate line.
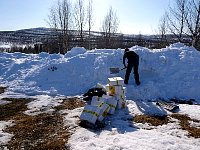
[0, 43, 200, 101]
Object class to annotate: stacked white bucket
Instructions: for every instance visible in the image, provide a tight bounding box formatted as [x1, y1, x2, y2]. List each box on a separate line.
[80, 77, 126, 124]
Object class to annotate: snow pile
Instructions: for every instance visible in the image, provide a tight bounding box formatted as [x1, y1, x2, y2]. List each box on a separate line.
[65, 47, 87, 57]
[0, 43, 200, 101]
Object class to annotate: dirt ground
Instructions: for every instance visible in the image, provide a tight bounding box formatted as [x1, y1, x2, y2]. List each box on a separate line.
[0, 86, 199, 149]
[0, 90, 85, 150]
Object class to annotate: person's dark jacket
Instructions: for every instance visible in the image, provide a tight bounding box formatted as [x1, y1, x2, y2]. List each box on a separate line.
[123, 51, 139, 67]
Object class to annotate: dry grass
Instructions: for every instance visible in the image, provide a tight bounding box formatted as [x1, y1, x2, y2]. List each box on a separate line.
[133, 114, 200, 138]
[0, 98, 33, 121]
[134, 115, 169, 126]
[1, 97, 86, 150]
[54, 97, 85, 111]
[5, 113, 70, 150]
[171, 114, 200, 138]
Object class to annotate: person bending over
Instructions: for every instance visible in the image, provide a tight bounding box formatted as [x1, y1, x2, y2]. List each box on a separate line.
[123, 48, 140, 85]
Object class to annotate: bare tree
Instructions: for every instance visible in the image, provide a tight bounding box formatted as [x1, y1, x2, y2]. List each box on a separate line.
[74, 0, 86, 46]
[158, 13, 169, 47]
[87, 0, 94, 49]
[100, 6, 119, 48]
[185, 0, 200, 48]
[167, 0, 188, 42]
[136, 32, 144, 47]
[48, 0, 72, 53]
[166, 0, 200, 49]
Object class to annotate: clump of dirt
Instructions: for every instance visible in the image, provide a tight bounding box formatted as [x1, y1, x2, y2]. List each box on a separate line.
[171, 114, 200, 138]
[134, 115, 169, 126]
[0, 86, 6, 94]
[0, 98, 33, 121]
[54, 97, 85, 111]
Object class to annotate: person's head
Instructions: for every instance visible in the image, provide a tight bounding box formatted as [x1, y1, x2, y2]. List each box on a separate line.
[125, 48, 129, 52]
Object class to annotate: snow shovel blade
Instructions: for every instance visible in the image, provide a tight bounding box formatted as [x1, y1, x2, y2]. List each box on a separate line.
[109, 67, 126, 74]
[110, 67, 120, 74]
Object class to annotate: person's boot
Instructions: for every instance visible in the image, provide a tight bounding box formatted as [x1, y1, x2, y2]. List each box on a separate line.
[124, 80, 128, 84]
[136, 81, 140, 86]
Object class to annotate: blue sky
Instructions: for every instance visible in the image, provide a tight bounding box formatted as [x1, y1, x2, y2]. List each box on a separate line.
[0, 0, 172, 34]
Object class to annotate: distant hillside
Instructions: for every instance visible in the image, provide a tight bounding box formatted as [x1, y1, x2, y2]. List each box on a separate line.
[0, 28, 57, 44]
[0, 27, 191, 52]
[0, 27, 159, 44]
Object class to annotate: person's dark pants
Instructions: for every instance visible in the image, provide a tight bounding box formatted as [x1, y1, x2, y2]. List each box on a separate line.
[124, 63, 140, 85]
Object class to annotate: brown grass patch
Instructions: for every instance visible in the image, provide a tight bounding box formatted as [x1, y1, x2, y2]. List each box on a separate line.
[171, 114, 200, 138]
[0, 98, 33, 121]
[133, 114, 200, 138]
[54, 97, 85, 111]
[134, 115, 169, 126]
[0, 86, 6, 94]
[5, 113, 70, 150]
[1, 97, 85, 149]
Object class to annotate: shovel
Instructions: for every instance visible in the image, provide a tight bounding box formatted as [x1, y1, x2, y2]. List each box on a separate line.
[109, 67, 126, 74]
